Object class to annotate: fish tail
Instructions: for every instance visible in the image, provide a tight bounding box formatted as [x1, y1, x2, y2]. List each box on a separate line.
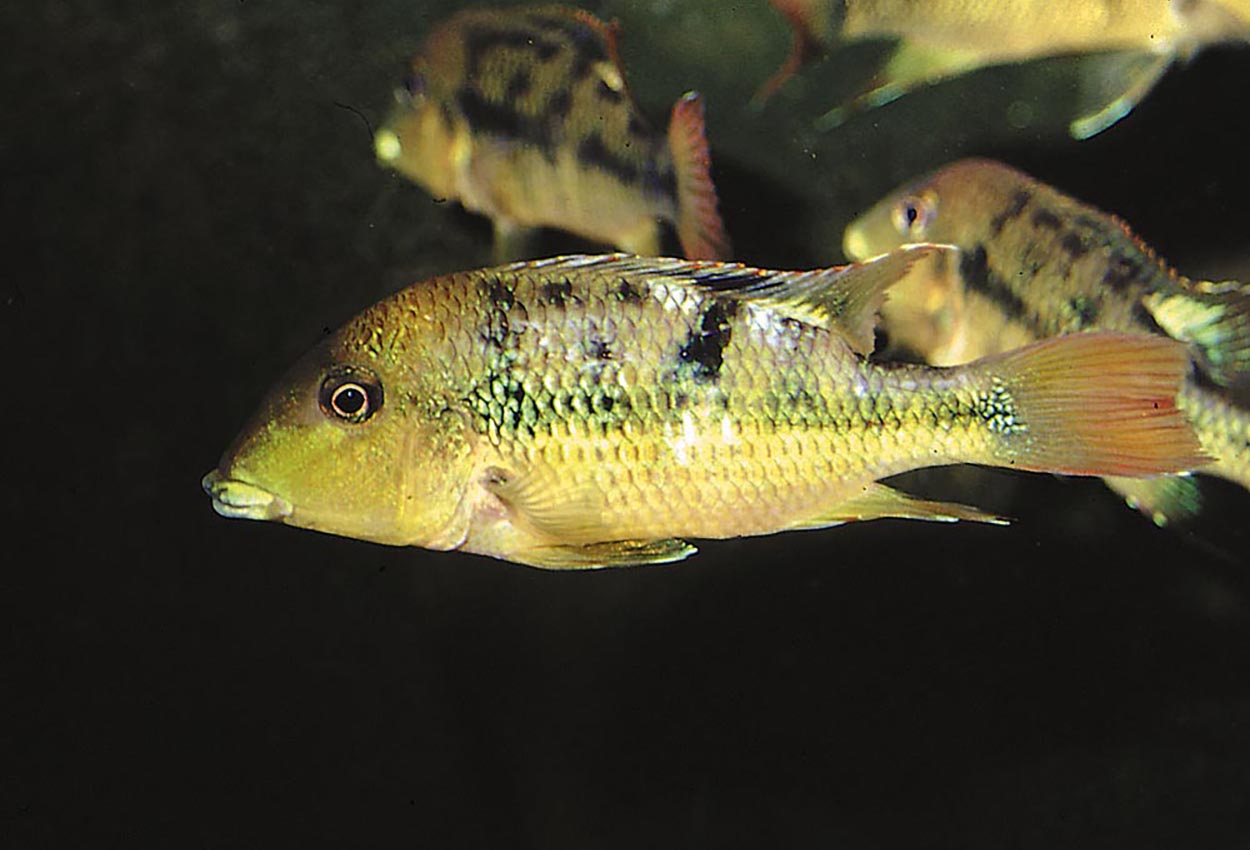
[668, 92, 731, 261]
[973, 332, 1208, 478]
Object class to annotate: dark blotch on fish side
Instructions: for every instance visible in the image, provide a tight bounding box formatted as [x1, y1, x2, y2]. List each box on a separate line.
[990, 189, 1031, 237]
[1030, 207, 1063, 231]
[540, 279, 573, 308]
[464, 27, 563, 77]
[505, 70, 531, 102]
[960, 244, 1033, 329]
[1060, 232, 1090, 260]
[546, 88, 573, 124]
[1069, 296, 1100, 325]
[616, 278, 644, 303]
[458, 88, 527, 142]
[1102, 251, 1143, 293]
[577, 133, 640, 185]
[483, 276, 516, 310]
[679, 299, 738, 383]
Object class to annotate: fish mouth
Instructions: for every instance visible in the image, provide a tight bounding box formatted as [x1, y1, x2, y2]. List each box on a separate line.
[202, 469, 293, 521]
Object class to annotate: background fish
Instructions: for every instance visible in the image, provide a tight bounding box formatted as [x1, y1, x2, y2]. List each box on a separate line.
[203, 251, 1203, 569]
[843, 157, 1250, 524]
[763, 0, 1250, 137]
[374, 5, 730, 261]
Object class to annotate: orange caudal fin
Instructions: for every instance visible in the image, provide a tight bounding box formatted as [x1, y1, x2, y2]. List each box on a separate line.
[978, 332, 1209, 478]
[668, 92, 731, 261]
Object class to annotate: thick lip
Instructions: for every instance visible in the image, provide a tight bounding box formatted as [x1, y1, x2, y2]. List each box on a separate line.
[202, 469, 293, 521]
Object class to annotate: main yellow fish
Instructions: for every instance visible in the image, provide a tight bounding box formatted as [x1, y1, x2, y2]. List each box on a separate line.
[763, 0, 1250, 138]
[374, 5, 730, 261]
[843, 158, 1250, 524]
[203, 250, 1204, 569]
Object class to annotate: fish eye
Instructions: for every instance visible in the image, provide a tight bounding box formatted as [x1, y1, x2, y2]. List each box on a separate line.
[891, 192, 938, 239]
[319, 368, 383, 424]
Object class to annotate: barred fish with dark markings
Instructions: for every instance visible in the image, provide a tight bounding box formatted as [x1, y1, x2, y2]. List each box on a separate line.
[202, 250, 1203, 569]
[844, 158, 1250, 524]
[374, 5, 730, 262]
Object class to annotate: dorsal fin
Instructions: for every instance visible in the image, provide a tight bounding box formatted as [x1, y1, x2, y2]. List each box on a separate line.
[515, 246, 956, 354]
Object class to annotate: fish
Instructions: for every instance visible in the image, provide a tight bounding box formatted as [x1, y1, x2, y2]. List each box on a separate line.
[373, 5, 731, 261]
[202, 250, 1205, 569]
[761, 0, 1250, 138]
[843, 157, 1250, 524]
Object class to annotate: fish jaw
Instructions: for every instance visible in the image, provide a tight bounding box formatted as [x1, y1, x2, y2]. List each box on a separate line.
[202, 469, 292, 522]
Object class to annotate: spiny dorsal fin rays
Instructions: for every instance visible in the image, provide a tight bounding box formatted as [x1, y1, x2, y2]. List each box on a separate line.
[511, 246, 958, 355]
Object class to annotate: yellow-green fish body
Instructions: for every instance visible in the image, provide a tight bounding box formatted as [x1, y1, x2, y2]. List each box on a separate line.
[844, 158, 1250, 522]
[765, 0, 1250, 137]
[204, 251, 1203, 568]
[375, 5, 729, 260]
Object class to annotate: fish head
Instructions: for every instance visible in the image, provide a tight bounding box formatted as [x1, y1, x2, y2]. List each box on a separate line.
[843, 160, 1033, 363]
[373, 57, 459, 199]
[204, 297, 477, 550]
[842, 158, 1038, 262]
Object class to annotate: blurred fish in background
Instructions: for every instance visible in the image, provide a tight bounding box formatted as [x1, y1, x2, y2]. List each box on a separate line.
[761, 0, 1250, 138]
[844, 158, 1250, 525]
[373, 4, 731, 262]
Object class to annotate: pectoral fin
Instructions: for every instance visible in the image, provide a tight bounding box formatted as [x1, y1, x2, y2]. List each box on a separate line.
[1070, 51, 1174, 139]
[516, 538, 698, 570]
[792, 483, 1008, 529]
[483, 465, 606, 543]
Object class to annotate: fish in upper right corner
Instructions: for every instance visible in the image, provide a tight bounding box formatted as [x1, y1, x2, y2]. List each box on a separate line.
[843, 157, 1250, 525]
[759, 0, 1250, 138]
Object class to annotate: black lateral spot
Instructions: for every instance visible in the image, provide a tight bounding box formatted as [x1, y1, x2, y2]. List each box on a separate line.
[577, 133, 640, 185]
[616, 278, 644, 303]
[540, 279, 572, 308]
[588, 336, 612, 360]
[482, 276, 515, 310]
[1101, 251, 1143, 293]
[1030, 208, 1063, 231]
[959, 244, 1033, 328]
[679, 299, 738, 382]
[1060, 232, 1090, 260]
[989, 189, 1031, 236]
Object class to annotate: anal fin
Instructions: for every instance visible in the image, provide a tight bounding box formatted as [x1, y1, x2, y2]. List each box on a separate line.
[815, 41, 985, 131]
[791, 483, 1008, 530]
[1103, 474, 1203, 527]
[518, 538, 698, 570]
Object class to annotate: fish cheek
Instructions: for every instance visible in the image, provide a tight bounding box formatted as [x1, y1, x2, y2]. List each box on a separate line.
[395, 406, 478, 550]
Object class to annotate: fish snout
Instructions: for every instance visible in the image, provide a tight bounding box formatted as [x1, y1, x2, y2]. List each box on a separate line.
[202, 469, 293, 521]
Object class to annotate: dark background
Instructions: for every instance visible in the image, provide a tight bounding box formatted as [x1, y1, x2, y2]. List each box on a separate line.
[8, 1, 1250, 847]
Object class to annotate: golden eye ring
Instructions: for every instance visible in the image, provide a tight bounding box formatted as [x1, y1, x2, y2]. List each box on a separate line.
[319, 369, 383, 424]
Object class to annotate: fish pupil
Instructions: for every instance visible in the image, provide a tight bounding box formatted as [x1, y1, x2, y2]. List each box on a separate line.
[333, 385, 366, 416]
